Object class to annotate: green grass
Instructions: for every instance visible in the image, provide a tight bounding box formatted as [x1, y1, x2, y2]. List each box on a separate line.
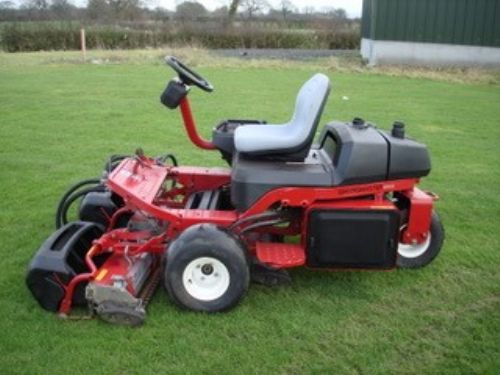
[0, 51, 499, 374]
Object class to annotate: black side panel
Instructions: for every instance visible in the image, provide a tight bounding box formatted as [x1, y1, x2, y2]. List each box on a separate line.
[231, 152, 332, 211]
[26, 221, 104, 312]
[307, 209, 400, 269]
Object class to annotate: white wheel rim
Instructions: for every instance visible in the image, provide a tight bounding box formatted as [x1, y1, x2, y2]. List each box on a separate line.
[182, 257, 230, 301]
[398, 230, 432, 259]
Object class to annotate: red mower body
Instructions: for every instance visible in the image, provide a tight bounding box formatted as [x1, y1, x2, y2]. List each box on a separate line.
[26, 58, 444, 325]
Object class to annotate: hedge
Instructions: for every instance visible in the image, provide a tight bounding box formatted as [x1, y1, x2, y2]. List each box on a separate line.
[1, 24, 360, 52]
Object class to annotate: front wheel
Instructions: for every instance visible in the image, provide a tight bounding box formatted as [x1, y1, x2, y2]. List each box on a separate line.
[164, 224, 249, 312]
[397, 211, 445, 268]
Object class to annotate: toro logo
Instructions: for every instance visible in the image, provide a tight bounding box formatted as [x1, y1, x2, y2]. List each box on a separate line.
[337, 183, 383, 196]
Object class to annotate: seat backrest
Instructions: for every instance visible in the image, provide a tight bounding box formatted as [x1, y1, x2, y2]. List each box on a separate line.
[234, 73, 331, 161]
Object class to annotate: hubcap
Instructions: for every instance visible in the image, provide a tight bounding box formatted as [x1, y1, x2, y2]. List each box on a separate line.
[398, 230, 432, 259]
[182, 257, 230, 301]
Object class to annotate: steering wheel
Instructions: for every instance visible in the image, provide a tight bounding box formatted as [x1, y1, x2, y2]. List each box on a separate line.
[165, 56, 214, 93]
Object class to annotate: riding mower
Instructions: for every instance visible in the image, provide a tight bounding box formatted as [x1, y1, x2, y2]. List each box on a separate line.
[26, 56, 444, 326]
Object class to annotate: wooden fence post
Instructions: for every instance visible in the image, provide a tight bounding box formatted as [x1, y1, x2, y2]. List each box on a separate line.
[80, 28, 86, 62]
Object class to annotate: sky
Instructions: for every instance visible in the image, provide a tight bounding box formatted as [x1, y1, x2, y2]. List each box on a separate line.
[152, 0, 362, 18]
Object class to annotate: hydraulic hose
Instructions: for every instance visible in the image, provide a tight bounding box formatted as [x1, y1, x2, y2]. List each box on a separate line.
[57, 185, 107, 228]
[105, 154, 130, 175]
[156, 153, 178, 167]
[55, 179, 101, 229]
[239, 218, 289, 234]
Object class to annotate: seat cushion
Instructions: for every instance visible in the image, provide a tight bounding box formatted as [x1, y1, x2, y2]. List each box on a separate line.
[234, 74, 331, 157]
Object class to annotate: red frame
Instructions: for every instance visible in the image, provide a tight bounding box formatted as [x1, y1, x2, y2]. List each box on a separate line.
[57, 96, 437, 315]
[59, 245, 100, 314]
[399, 187, 433, 244]
[103, 157, 434, 257]
[179, 98, 216, 150]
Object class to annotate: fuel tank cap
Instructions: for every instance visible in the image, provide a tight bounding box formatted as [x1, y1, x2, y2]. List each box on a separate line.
[392, 121, 406, 139]
[352, 117, 368, 129]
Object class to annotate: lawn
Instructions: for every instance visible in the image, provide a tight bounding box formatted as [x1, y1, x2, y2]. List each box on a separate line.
[0, 50, 499, 374]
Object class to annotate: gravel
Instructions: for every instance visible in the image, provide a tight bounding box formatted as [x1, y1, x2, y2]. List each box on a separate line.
[212, 48, 357, 60]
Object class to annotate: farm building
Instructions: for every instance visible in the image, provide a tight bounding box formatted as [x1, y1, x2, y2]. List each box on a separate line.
[361, 0, 500, 66]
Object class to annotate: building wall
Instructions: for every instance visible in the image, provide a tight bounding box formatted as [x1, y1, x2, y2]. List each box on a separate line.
[361, 0, 500, 66]
[361, 38, 500, 66]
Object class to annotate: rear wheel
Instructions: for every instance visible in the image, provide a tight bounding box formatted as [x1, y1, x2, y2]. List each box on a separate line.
[164, 224, 249, 312]
[396, 211, 444, 268]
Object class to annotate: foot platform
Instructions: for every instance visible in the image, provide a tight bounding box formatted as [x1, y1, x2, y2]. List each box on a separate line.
[256, 242, 305, 268]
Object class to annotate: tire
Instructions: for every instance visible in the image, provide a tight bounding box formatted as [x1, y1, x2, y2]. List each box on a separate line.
[164, 224, 250, 313]
[396, 211, 445, 268]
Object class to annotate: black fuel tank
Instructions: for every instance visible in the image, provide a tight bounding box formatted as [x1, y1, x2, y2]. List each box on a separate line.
[319, 120, 431, 184]
[320, 121, 388, 185]
[379, 131, 431, 180]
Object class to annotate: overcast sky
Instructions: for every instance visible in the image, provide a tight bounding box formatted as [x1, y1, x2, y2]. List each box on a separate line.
[151, 0, 362, 17]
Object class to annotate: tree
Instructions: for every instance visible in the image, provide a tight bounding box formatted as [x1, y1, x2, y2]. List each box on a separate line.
[227, 0, 239, 21]
[23, 0, 49, 10]
[240, 0, 268, 19]
[331, 7, 347, 20]
[302, 5, 314, 16]
[279, 0, 295, 21]
[175, 1, 207, 20]
[0, 0, 15, 21]
[108, 0, 143, 21]
[21, 0, 49, 20]
[86, 0, 109, 20]
[152, 6, 171, 21]
[321, 6, 347, 20]
[50, 0, 73, 18]
[212, 5, 228, 19]
[0, 0, 14, 9]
